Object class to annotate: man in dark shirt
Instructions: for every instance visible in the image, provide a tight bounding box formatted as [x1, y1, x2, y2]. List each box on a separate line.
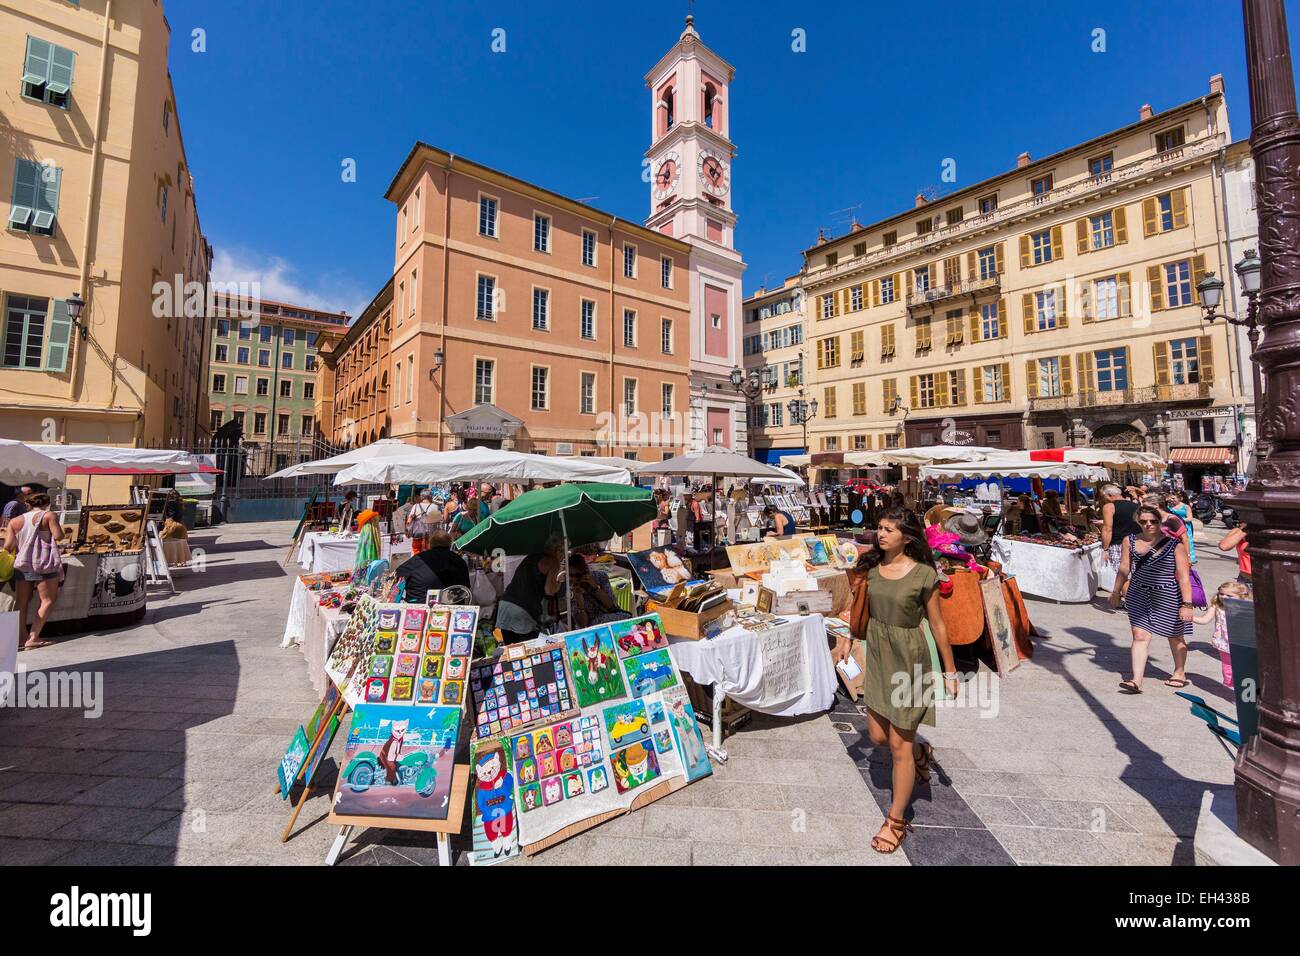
[394, 530, 470, 603]
[2, 486, 31, 524]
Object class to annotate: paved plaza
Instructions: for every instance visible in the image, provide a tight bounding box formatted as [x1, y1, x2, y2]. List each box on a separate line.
[0, 520, 1238, 866]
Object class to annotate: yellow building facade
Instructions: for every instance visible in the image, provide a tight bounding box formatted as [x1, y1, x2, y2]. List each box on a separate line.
[799, 77, 1249, 476]
[0, 0, 211, 496]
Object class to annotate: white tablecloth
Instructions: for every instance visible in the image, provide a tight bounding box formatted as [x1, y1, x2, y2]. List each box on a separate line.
[668, 614, 836, 718]
[295, 531, 412, 573]
[990, 536, 1101, 603]
[281, 577, 316, 647]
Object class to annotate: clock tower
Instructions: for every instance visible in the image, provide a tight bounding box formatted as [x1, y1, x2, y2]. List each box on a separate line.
[645, 16, 748, 454]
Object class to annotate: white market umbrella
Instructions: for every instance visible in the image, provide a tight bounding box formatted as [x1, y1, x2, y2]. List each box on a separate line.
[761, 466, 807, 487]
[332, 446, 632, 486]
[557, 455, 647, 475]
[263, 438, 416, 479]
[846, 444, 999, 468]
[920, 455, 1111, 482]
[0, 439, 67, 486]
[1026, 447, 1164, 468]
[778, 453, 810, 468]
[637, 446, 794, 481]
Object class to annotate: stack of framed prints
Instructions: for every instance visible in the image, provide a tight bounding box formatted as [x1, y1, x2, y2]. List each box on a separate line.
[467, 613, 712, 864]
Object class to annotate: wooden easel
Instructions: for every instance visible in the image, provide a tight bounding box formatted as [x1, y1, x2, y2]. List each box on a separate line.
[325, 763, 471, 866]
[275, 694, 347, 842]
[284, 492, 319, 566]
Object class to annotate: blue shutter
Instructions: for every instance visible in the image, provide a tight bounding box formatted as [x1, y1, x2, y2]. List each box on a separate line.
[46, 45, 76, 96]
[23, 37, 52, 86]
[44, 299, 73, 372]
[32, 165, 61, 232]
[9, 159, 39, 228]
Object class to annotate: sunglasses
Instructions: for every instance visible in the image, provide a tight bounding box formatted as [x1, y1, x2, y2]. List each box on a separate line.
[1137, 519, 1159, 526]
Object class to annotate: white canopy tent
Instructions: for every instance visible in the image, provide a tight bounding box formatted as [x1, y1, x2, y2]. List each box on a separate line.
[263, 438, 417, 479]
[845, 444, 1000, 467]
[32, 444, 216, 475]
[1023, 448, 1164, 468]
[556, 455, 647, 475]
[0, 439, 68, 486]
[778, 453, 810, 468]
[331, 446, 633, 486]
[920, 455, 1111, 482]
[638, 446, 794, 481]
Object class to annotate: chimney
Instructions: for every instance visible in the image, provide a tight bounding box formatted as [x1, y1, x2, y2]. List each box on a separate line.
[1209, 73, 1224, 95]
[914, 193, 927, 208]
[816, 228, 826, 245]
[1016, 151, 1031, 169]
[1139, 103, 1154, 121]
[851, 221, 864, 232]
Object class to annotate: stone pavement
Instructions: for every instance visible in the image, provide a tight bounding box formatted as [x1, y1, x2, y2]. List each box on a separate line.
[0, 519, 1237, 866]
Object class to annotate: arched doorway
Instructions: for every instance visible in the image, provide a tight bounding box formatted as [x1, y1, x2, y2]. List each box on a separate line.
[1090, 422, 1146, 450]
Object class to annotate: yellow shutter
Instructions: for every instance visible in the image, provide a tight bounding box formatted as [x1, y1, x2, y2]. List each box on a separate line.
[1050, 225, 1064, 261]
[1075, 217, 1090, 255]
[1153, 341, 1170, 386]
[1198, 334, 1215, 386]
[1022, 292, 1035, 334]
[935, 371, 950, 407]
[973, 366, 983, 404]
[1172, 188, 1188, 229]
[1000, 362, 1011, 402]
[1114, 205, 1128, 243]
[997, 298, 1008, 339]
[1119, 271, 1132, 317]
[909, 375, 919, 409]
[1025, 359, 1038, 399]
[969, 305, 980, 343]
[870, 278, 880, 307]
[1147, 264, 1164, 312]
[1142, 197, 1159, 236]
[995, 242, 1005, 276]
[952, 368, 966, 406]
[1019, 234, 1031, 269]
[1059, 354, 1074, 395]
[895, 273, 906, 301]
[967, 250, 977, 279]
[1076, 352, 1096, 394]
[816, 338, 825, 368]
[1057, 285, 1069, 327]
[1192, 254, 1207, 302]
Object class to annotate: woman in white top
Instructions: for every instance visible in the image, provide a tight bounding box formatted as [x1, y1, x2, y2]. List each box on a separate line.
[2, 492, 65, 649]
[406, 492, 438, 554]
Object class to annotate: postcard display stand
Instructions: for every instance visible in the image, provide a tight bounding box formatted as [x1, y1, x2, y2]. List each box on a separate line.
[312, 597, 479, 865]
[466, 613, 713, 865]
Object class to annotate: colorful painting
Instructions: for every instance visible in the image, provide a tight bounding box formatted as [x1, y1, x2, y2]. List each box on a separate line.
[452, 609, 477, 633]
[402, 608, 427, 632]
[801, 536, 830, 566]
[654, 729, 673, 754]
[421, 656, 443, 679]
[520, 783, 541, 812]
[448, 632, 473, 656]
[390, 676, 414, 701]
[587, 765, 609, 793]
[445, 656, 468, 680]
[364, 676, 388, 703]
[277, 727, 310, 798]
[609, 615, 669, 659]
[648, 700, 665, 725]
[425, 631, 447, 654]
[565, 627, 626, 707]
[394, 654, 420, 678]
[469, 738, 520, 865]
[626, 548, 695, 592]
[333, 703, 460, 820]
[981, 576, 1020, 676]
[398, 632, 422, 654]
[373, 632, 396, 655]
[610, 741, 660, 794]
[369, 655, 393, 678]
[470, 643, 577, 739]
[602, 699, 652, 749]
[726, 539, 810, 576]
[416, 678, 440, 703]
[300, 714, 341, 788]
[666, 689, 712, 782]
[623, 648, 679, 698]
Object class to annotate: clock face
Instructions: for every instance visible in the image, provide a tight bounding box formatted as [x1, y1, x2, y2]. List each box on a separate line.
[653, 152, 681, 200]
[698, 150, 729, 196]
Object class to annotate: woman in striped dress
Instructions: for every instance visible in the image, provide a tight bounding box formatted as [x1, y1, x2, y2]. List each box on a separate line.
[1109, 506, 1194, 693]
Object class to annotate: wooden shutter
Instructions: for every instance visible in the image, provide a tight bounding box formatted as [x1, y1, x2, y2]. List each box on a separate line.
[816, 338, 825, 368]
[870, 278, 880, 307]
[1059, 355, 1074, 395]
[1153, 341, 1170, 386]
[43, 299, 72, 373]
[1025, 359, 1039, 399]
[1019, 234, 1031, 269]
[1056, 285, 1068, 328]
[22, 37, 53, 86]
[1147, 264, 1164, 312]
[47, 45, 75, 96]
[995, 242, 1005, 276]
[935, 371, 950, 407]
[1050, 225, 1064, 261]
[968, 306, 980, 343]
[1075, 352, 1096, 394]
[973, 366, 984, 404]
[1171, 188, 1188, 229]
[967, 251, 977, 279]
[1198, 335, 1215, 385]
[1114, 205, 1128, 243]
[951, 368, 966, 406]
[895, 273, 906, 301]
[1075, 217, 1090, 255]
[1119, 271, 1132, 317]
[909, 375, 919, 409]
[1000, 363, 1011, 402]
[10, 160, 41, 225]
[997, 298, 1008, 339]
[1022, 292, 1035, 333]
[1142, 197, 1159, 236]
[1192, 254, 1208, 302]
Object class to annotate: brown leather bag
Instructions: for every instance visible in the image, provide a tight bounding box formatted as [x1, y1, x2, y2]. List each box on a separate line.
[843, 565, 870, 639]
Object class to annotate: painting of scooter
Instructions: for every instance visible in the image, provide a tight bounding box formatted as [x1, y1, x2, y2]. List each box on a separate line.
[333, 703, 460, 821]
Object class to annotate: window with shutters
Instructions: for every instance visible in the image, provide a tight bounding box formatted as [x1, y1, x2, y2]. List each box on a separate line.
[476, 275, 496, 320]
[945, 309, 964, 346]
[1089, 153, 1114, 177]
[1089, 212, 1115, 250]
[852, 382, 866, 415]
[581, 299, 596, 340]
[916, 218, 933, 236]
[980, 365, 1006, 403]
[850, 285, 863, 311]
[8, 159, 61, 235]
[826, 252, 838, 267]
[822, 436, 840, 451]
[946, 207, 964, 226]
[883, 378, 899, 411]
[824, 386, 837, 418]
[977, 246, 997, 280]
[2, 295, 50, 369]
[1164, 260, 1194, 307]
[1144, 189, 1188, 235]
[1035, 290, 1058, 331]
[883, 433, 900, 449]
[533, 213, 551, 253]
[947, 369, 966, 406]
[849, 330, 864, 367]
[478, 195, 499, 237]
[883, 230, 897, 247]
[915, 315, 932, 353]
[817, 336, 840, 368]
[1155, 126, 1186, 153]
[980, 302, 1001, 341]
[1036, 357, 1063, 397]
[979, 193, 998, 214]
[820, 293, 835, 320]
[853, 242, 867, 257]
[880, 276, 896, 304]
[1170, 338, 1199, 384]
[475, 359, 494, 404]
[533, 288, 550, 331]
[915, 374, 937, 408]
[21, 37, 75, 109]
[881, 324, 896, 359]
[1030, 228, 1054, 265]
[914, 266, 931, 293]
[531, 366, 549, 410]
[1031, 173, 1054, 196]
[1093, 277, 1120, 320]
[770, 402, 783, 426]
[1095, 349, 1128, 391]
[852, 434, 868, 450]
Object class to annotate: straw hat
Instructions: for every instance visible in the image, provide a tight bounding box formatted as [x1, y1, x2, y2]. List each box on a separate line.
[924, 503, 958, 528]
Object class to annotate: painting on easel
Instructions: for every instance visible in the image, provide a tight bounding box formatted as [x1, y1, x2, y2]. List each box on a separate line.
[332, 703, 460, 821]
[468, 737, 521, 865]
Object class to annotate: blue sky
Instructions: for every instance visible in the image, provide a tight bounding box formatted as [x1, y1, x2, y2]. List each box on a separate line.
[165, 0, 1289, 318]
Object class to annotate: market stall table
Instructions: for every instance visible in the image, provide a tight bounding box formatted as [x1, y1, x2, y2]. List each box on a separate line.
[989, 536, 1102, 603]
[44, 551, 148, 634]
[668, 612, 836, 758]
[295, 531, 411, 573]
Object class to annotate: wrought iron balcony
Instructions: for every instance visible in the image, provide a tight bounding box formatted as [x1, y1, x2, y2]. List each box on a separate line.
[1028, 380, 1214, 412]
[905, 273, 1002, 312]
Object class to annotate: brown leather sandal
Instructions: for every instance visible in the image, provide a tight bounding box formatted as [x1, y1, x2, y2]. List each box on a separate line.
[914, 742, 934, 784]
[870, 815, 913, 854]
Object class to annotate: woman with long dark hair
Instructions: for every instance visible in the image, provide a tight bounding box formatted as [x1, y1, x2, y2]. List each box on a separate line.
[840, 507, 958, 853]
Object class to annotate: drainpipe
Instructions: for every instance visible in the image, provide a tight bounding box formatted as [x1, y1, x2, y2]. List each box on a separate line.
[438, 158, 452, 450]
[70, 0, 113, 408]
[609, 215, 617, 454]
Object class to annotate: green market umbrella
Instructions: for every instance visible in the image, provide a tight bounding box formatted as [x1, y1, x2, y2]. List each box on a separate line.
[455, 483, 657, 628]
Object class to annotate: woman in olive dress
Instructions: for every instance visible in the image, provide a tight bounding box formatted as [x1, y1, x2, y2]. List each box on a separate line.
[839, 507, 959, 854]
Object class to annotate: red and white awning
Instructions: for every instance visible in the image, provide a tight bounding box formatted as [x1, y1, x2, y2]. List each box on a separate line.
[1168, 446, 1236, 466]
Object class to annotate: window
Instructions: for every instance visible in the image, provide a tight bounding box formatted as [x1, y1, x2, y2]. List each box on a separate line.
[820, 293, 835, 320]
[278, 413, 290, 434]
[981, 365, 1007, 403]
[1089, 211, 1115, 250]
[215, 344, 228, 363]
[1035, 289, 1058, 331]
[850, 329, 864, 366]
[1156, 126, 1186, 153]
[623, 378, 637, 417]
[531, 366, 549, 410]
[580, 372, 595, 414]
[1188, 419, 1215, 443]
[533, 213, 551, 252]
[854, 242, 867, 257]
[817, 336, 840, 368]
[254, 412, 267, 435]
[880, 276, 896, 304]
[281, 352, 293, 369]
[8, 159, 61, 235]
[881, 324, 896, 358]
[915, 373, 936, 409]
[306, 354, 317, 372]
[977, 246, 997, 280]
[217, 319, 230, 337]
[945, 309, 964, 345]
[476, 275, 495, 320]
[914, 267, 930, 293]
[623, 310, 636, 347]
[1095, 348, 1128, 391]
[850, 285, 863, 311]
[915, 315, 932, 352]
[409, 271, 417, 315]
[883, 230, 897, 246]
[474, 359, 494, 404]
[301, 415, 314, 435]
[661, 256, 673, 289]
[1093, 277, 1119, 320]
[478, 195, 498, 237]
[1089, 153, 1114, 177]
[979, 193, 998, 214]
[948, 369, 967, 406]
[580, 299, 595, 340]
[239, 322, 252, 340]
[980, 301, 1001, 341]
[661, 318, 672, 354]
[20, 37, 75, 109]
[256, 377, 270, 397]
[623, 243, 637, 279]
[1145, 189, 1187, 234]
[257, 348, 270, 367]
[303, 382, 315, 400]
[1164, 260, 1194, 307]
[582, 230, 596, 267]
[210, 410, 223, 430]
[279, 380, 292, 398]
[916, 217, 933, 235]
[236, 346, 250, 365]
[306, 331, 318, 347]
[212, 372, 226, 392]
[1030, 228, 1054, 265]
[946, 207, 964, 226]
[160, 185, 168, 223]
[1031, 173, 1054, 195]
[1170, 337, 1200, 384]
[413, 188, 420, 229]
[852, 381, 867, 415]
[1036, 357, 1063, 397]
[661, 382, 673, 419]
[826, 252, 838, 267]
[259, 325, 272, 343]
[532, 288, 550, 331]
[282, 328, 296, 346]
[883, 378, 898, 410]
[823, 386, 837, 418]
[232, 411, 246, 429]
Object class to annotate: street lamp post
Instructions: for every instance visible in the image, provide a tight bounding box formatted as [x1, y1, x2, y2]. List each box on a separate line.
[1196, 248, 1265, 437]
[1228, 0, 1300, 865]
[787, 390, 818, 453]
[730, 366, 765, 449]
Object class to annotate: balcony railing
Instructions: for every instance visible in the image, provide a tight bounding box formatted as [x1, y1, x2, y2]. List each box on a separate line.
[905, 273, 1002, 310]
[1029, 380, 1213, 412]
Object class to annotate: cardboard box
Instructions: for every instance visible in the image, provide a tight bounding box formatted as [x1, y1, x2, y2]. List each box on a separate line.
[705, 569, 741, 590]
[646, 599, 733, 641]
